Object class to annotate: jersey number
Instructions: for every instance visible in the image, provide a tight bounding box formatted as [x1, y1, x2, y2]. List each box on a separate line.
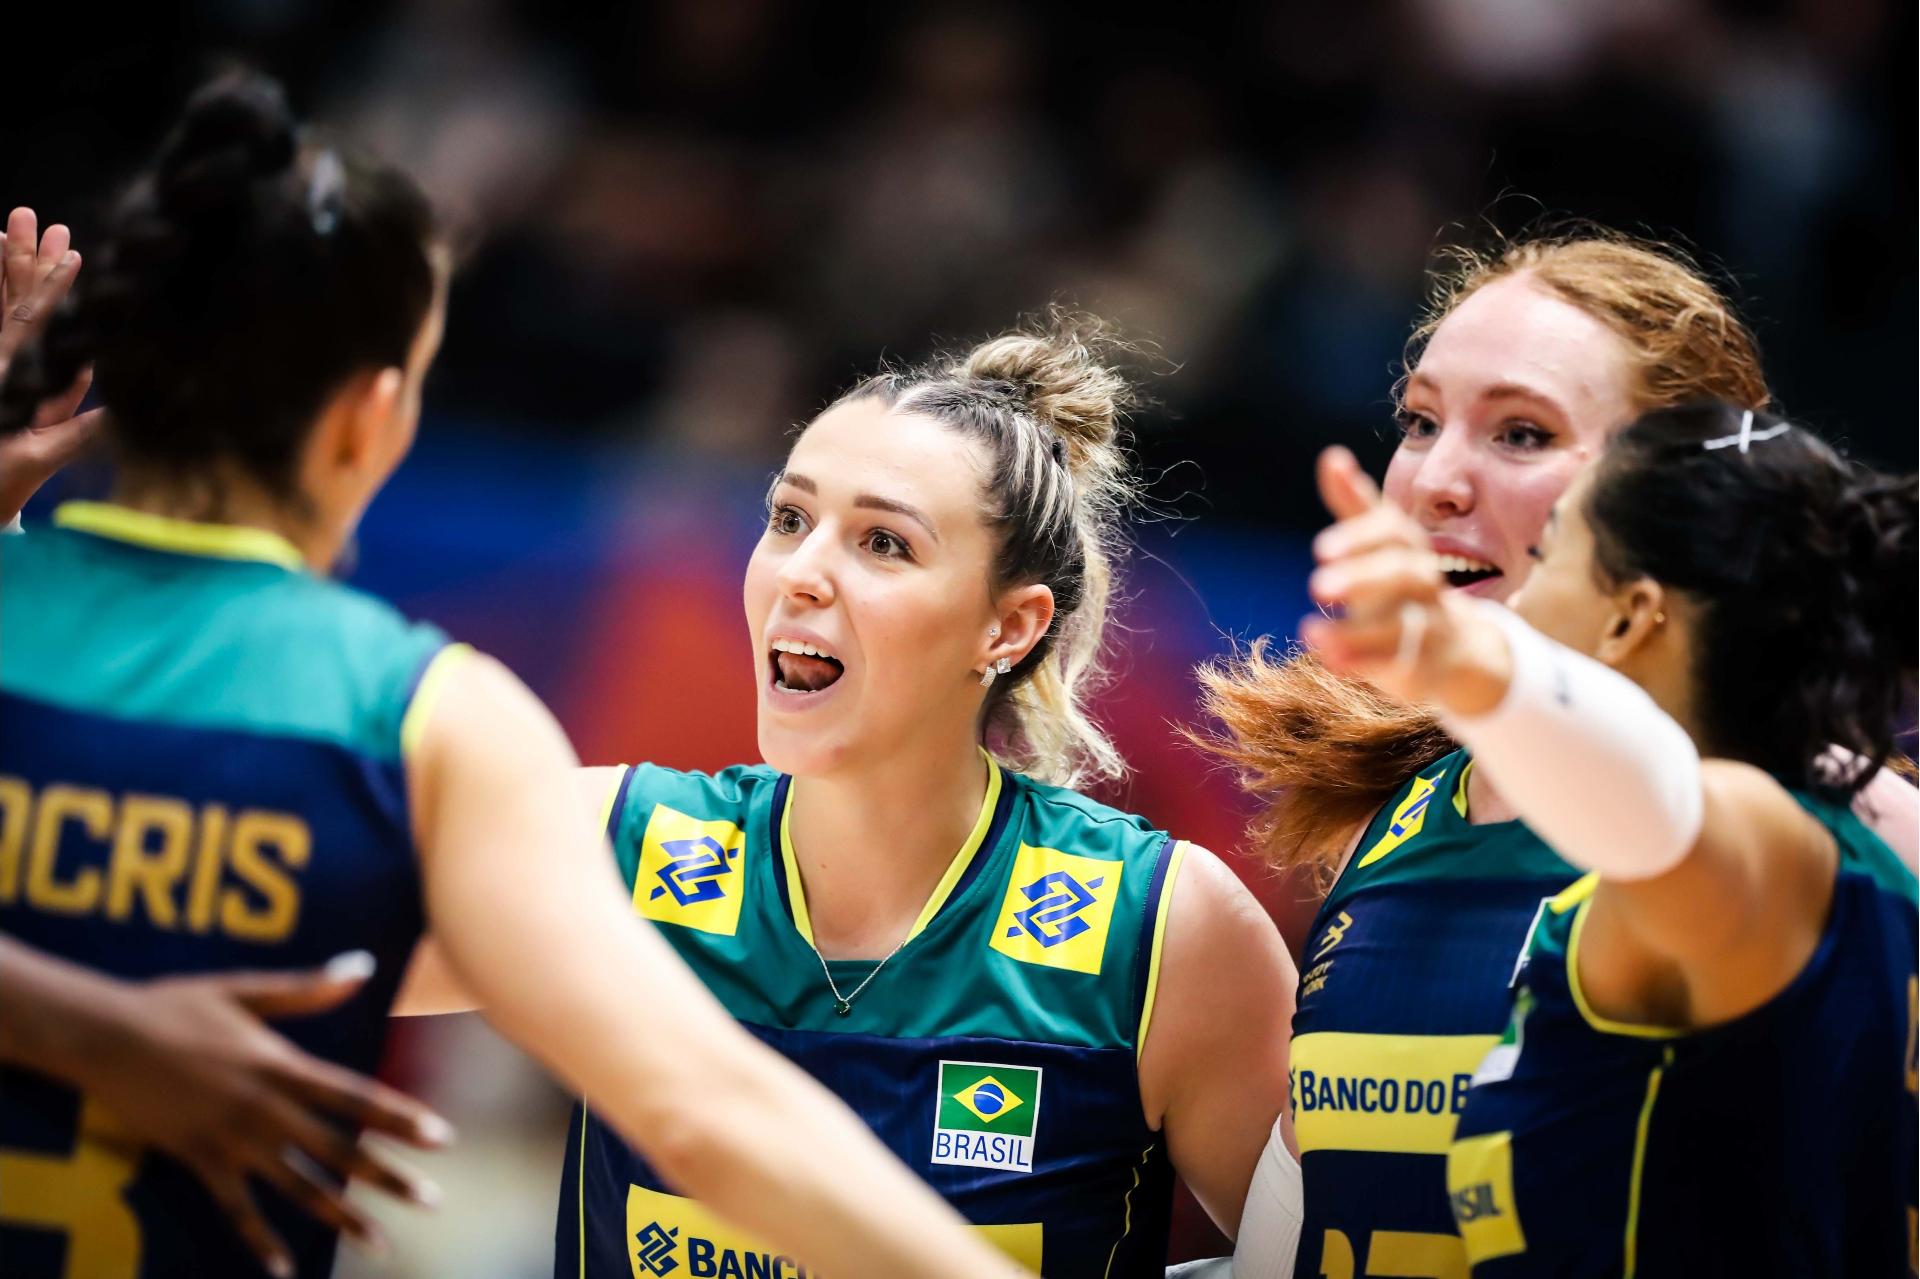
[0, 1098, 141, 1278]
[1321, 1229, 1467, 1279]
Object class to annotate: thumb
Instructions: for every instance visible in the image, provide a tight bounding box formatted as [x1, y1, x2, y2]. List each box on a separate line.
[1317, 446, 1383, 522]
[223, 951, 377, 1018]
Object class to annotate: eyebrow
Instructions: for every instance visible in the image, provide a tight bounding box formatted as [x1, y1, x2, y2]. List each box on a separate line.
[1407, 372, 1567, 414]
[772, 472, 941, 541]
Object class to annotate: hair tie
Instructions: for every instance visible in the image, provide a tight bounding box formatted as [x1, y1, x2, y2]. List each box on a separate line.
[307, 148, 344, 236]
[1703, 409, 1790, 454]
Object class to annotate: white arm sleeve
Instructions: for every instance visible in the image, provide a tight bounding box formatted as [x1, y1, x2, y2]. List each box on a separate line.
[1440, 600, 1703, 881]
[1226, 1120, 1303, 1279]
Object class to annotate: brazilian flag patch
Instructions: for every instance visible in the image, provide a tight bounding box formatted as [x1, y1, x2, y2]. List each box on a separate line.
[931, 1061, 1042, 1174]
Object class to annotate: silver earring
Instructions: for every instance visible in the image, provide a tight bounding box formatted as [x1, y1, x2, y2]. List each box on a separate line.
[978, 656, 1011, 687]
[988, 626, 1000, 638]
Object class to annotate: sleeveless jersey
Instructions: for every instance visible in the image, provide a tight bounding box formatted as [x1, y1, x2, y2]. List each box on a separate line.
[558, 755, 1185, 1279]
[1289, 749, 1574, 1279]
[1447, 794, 1920, 1277]
[0, 502, 452, 1279]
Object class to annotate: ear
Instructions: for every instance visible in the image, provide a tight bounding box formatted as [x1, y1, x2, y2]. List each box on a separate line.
[983, 582, 1055, 674]
[1595, 577, 1666, 668]
[333, 367, 405, 472]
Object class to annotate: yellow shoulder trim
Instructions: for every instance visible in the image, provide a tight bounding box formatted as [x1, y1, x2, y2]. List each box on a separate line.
[399, 644, 477, 760]
[1548, 870, 1601, 914]
[1135, 840, 1190, 1062]
[54, 500, 305, 570]
[1453, 759, 1476, 818]
[777, 785, 816, 946]
[1566, 898, 1683, 1040]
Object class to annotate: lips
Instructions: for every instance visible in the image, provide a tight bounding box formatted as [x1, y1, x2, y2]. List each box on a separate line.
[768, 635, 845, 695]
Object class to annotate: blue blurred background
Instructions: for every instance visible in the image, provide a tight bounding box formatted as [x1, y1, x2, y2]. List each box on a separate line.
[10, 0, 1914, 1270]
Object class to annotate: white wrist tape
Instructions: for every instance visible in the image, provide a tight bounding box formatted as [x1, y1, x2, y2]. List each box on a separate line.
[1228, 1120, 1303, 1279]
[1441, 599, 1704, 882]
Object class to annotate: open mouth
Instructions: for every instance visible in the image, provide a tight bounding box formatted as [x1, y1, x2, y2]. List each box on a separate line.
[1437, 553, 1502, 591]
[770, 638, 845, 694]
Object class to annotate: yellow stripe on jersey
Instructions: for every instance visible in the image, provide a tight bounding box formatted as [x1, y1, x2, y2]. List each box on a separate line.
[398, 644, 476, 760]
[1453, 760, 1475, 818]
[1549, 871, 1600, 914]
[1291, 1031, 1497, 1155]
[1624, 1048, 1674, 1277]
[1357, 769, 1448, 869]
[53, 501, 305, 569]
[1565, 899, 1683, 1040]
[1135, 841, 1189, 1062]
[593, 766, 630, 836]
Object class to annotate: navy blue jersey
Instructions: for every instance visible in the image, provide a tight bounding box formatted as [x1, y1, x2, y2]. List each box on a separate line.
[557, 757, 1186, 1278]
[1448, 794, 1919, 1277]
[1289, 750, 1575, 1279]
[0, 504, 453, 1279]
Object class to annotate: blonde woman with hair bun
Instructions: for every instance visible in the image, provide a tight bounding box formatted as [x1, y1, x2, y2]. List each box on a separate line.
[403, 312, 1298, 1277]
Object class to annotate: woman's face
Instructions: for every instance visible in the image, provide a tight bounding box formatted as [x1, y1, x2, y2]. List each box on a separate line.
[1383, 272, 1637, 603]
[744, 397, 1006, 776]
[1507, 468, 1620, 660]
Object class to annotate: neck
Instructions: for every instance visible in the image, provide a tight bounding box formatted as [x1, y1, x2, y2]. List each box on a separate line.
[786, 728, 990, 960]
[113, 466, 339, 573]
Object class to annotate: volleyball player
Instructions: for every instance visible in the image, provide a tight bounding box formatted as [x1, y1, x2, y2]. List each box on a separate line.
[0, 73, 1030, 1279]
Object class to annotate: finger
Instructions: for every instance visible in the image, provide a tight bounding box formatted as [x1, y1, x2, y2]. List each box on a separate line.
[4, 209, 37, 309]
[196, 1165, 296, 1279]
[258, 1093, 441, 1206]
[252, 1144, 387, 1256]
[267, 1052, 453, 1150]
[1313, 504, 1424, 564]
[1309, 547, 1444, 613]
[31, 365, 93, 431]
[35, 224, 71, 281]
[1316, 446, 1384, 523]
[1300, 613, 1413, 675]
[25, 407, 106, 464]
[224, 951, 378, 1018]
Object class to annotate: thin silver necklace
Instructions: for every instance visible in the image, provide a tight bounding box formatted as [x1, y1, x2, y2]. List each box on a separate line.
[815, 937, 908, 1016]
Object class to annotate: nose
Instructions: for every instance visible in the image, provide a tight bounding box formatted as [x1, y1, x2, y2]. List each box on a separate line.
[1407, 421, 1476, 524]
[773, 527, 836, 607]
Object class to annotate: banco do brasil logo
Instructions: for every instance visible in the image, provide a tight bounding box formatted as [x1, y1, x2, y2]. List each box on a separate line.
[634, 1221, 680, 1276]
[1005, 869, 1104, 948]
[931, 1061, 1043, 1174]
[651, 836, 739, 907]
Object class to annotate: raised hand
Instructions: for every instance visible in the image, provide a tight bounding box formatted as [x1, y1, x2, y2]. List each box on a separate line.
[0, 206, 104, 521]
[1300, 446, 1508, 712]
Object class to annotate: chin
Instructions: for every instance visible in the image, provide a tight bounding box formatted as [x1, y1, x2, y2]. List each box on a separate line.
[755, 722, 850, 777]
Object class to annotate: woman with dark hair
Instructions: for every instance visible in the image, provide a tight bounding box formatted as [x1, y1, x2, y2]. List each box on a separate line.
[1303, 404, 1915, 1275]
[0, 73, 1029, 1279]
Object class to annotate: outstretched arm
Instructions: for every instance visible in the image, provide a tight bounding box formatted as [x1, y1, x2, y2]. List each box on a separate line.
[1304, 446, 1839, 1028]
[410, 650, 1027, 1279]
[0, 207, 103, 522]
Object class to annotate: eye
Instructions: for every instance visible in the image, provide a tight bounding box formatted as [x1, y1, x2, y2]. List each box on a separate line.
[1395, 408, 1439, 442]
[768, 505, 807, 536]
[864, 529, 912, 561]
[1495, 419, 1555, 451]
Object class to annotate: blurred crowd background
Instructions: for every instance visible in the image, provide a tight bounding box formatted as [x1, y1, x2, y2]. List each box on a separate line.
[9, 0, 1914, 1272]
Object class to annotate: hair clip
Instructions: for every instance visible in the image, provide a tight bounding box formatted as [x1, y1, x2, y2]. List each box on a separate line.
[307, 148, 345, 236]
[1703, 409, 1789, 454]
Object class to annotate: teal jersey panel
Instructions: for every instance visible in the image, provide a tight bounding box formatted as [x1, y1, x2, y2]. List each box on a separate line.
[562, 758, 1183, 1278]
[1290, 749, 1577, 1279]
[1450, 794, 1919, 1277]
[0, 509, 447, 1279]
[1, 520, 445, 760]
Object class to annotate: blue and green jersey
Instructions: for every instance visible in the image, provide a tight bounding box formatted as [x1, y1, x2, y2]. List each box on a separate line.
[0, 502, 453, 1279]
[1448, 794, 1919, 1277]
[558, 754, 1188, 1278]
